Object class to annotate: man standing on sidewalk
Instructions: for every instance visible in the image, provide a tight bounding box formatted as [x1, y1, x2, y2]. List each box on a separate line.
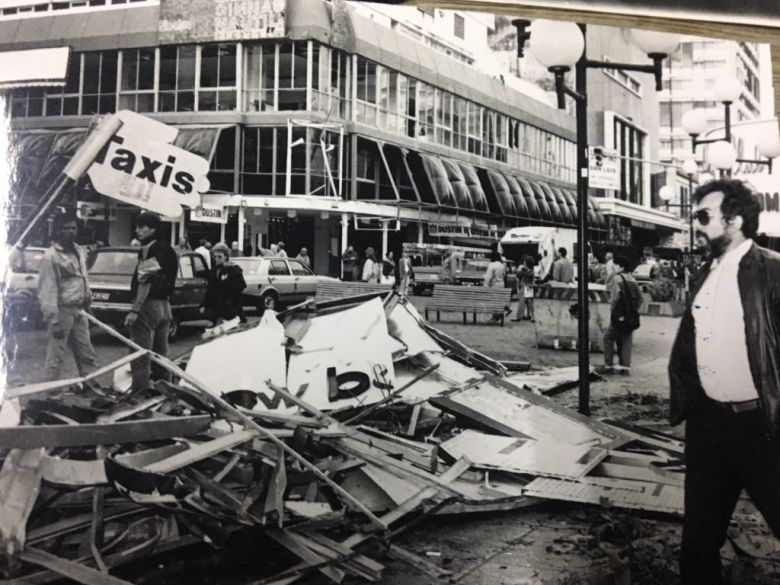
[668, 179, 780, 585]
[124, 212, 178, 393]
[38, 212, 97, 381]
[551, 247, 574, 283]
[599, 255, 641, 375]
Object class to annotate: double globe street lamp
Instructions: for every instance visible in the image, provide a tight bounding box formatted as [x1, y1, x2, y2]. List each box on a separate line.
[514, 19, 678, 415]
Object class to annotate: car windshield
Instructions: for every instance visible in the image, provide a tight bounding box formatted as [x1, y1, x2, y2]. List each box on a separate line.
[11, 249, 44, 274]
[88, 251, 138, 275]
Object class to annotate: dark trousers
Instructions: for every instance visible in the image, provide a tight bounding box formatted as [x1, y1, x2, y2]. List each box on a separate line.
[603, 326, 633, 367]
[129, 299, 172, 392]
[681, 398, 780, 584]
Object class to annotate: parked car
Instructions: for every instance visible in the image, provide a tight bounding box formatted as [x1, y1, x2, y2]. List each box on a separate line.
[3, 246, 46, 331]
[231, 256, 339, 312]
[88, 247, 209, 339]
[632, 262, 655, 283]
[454, 258, 518, 294]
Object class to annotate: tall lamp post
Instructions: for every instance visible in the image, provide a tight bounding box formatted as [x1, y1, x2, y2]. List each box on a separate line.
[681, 75, 780, 175]
[516, 21, 678, 415]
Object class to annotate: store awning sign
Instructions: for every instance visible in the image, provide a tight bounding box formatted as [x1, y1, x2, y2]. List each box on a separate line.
[192, 204, 227, 224]
[87, 111, 210, 218]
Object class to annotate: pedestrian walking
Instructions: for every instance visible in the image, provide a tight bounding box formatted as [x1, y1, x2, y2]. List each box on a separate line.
[381, 250, 396, 285]
[342, 245, 359, 281]
[484, 251, 506, 323]
[439, 249, 456, 284]
[195, 239, 212, 269]
[362, 247, 380, 283]
[600, 251, 618, 285]
[37, 212, 97, 381]
[124, 212, 179, 393]
[277, 242, 288, 258]
[599, 255, 642, 376]
[296, 247, 311, 267]
[512, 255, 536, 322]
[551, 247, 574, 283]
[398, 250, 414, 295]
[668, 179, 780, 585]
[200, 242, 247, 325]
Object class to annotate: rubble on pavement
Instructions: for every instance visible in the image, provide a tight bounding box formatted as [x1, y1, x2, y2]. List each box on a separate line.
[0, 291, 704, 583]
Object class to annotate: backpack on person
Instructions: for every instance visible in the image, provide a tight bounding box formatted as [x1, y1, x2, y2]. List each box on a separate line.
[611, 274, 642, 332]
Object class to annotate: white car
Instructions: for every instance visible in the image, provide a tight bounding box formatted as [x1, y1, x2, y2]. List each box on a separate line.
[231, 256, 339, 312]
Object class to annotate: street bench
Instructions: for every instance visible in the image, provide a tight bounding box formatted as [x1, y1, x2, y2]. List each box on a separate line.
[424, 285, 512, 325]
[314, 281, 394, 303]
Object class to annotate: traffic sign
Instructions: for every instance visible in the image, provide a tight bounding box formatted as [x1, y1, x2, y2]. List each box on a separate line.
[588, 146, 620, 190]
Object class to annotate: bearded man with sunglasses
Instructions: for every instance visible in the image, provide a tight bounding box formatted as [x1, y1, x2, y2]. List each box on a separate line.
[668, 179, 780, 584]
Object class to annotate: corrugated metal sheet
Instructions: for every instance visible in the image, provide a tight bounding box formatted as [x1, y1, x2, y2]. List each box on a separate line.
[441, 430, 607, 480]
[523, 476, 684, 515]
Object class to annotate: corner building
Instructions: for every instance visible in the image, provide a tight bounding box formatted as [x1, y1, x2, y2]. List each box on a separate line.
[3, 0, 608, 275]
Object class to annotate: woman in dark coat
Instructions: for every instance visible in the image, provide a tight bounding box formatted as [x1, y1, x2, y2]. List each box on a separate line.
[200, 243, 247, 324]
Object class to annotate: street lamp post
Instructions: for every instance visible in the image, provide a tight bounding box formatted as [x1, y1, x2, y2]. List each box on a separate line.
[681, 75, 780, 175]
[517, 21, 678, 415]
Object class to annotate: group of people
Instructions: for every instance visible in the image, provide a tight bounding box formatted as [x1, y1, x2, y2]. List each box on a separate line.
[341, 245, 415, 294]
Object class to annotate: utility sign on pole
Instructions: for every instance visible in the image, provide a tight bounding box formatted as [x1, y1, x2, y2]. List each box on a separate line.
[588, 146, 620, 190]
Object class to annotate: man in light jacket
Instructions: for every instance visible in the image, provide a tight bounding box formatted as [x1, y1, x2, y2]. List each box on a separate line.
[38, 212, 96, 381]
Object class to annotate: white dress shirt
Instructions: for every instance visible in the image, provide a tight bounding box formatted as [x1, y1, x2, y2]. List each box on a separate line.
[692, 239, 759, 403]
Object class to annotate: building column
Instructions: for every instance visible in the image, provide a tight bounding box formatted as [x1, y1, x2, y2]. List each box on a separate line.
[219, 218, 226, 244]
[381, 221, 389, 260]
[237, 206, 245, 252]
[340, 213, 349, 279]
[417, 221, 424, 245]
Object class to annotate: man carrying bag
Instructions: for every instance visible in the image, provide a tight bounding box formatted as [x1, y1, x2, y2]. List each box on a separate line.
[599, 255, 642, 375]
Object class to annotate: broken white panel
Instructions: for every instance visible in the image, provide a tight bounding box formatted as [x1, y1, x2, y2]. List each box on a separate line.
[185, 311, 286, 401]
[505, 366, 586, 395]
[435, 382, 619, 446]
[285, 297, 397, 412]
[441, 430, 607, 480]
[386, 300, 443, 357]
[523, 476, 684, 516]
[0, 398, 21, 428]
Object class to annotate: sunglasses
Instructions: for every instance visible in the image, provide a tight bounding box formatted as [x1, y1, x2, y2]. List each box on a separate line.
[693, 209, 714, 226]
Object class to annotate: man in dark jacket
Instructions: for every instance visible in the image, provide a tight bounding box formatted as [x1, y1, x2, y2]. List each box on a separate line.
[668, 179, 780, 584]
[124, 212, 179, 393]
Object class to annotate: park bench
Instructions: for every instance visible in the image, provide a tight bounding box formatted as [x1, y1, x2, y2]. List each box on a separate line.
[314, 281, 394, 303]
[424, 284, 512, 325]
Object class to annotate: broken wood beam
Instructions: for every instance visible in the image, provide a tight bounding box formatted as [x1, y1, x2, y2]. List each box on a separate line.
[0, 416, 212, 449]
[19, 548, 134, 585]
[0, 449, 45, 563]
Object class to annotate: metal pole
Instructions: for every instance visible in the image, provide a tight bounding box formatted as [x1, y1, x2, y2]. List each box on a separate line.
[576, 24, 590, 416]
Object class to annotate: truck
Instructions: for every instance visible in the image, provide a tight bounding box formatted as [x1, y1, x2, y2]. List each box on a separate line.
[498, 227, 580, 281]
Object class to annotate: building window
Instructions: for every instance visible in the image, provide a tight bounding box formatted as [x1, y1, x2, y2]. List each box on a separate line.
[275, 42, 307, 111]
[355, 56, 378, 125]
[199, 43, 237, 111]
[119, 48, 154, 112]
[453, 14, 465, 39]
[242, 127, 276, 195]
[417, 82, 434, 140]
[159, 45, 196, 112]
[613, 116, 645, 204]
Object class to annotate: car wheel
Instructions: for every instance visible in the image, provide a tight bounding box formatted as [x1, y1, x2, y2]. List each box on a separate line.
[257, 291, 278, 315]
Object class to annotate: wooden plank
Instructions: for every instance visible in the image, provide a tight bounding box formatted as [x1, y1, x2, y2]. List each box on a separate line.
[40, 455, 108, 486]
[388, 544, 453, 579]
[145, 429, 257, 473]
[0, 449, 45, 558]
[20, 548, 135, 585]
[268, 530, 345, 584]
[0, 415, 212, 449]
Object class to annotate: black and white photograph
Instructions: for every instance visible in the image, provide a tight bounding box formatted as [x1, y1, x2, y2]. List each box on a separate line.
[1, 0, 780, 583]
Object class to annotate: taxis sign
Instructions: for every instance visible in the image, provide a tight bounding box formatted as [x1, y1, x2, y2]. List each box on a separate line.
[87, 111, 210, 218]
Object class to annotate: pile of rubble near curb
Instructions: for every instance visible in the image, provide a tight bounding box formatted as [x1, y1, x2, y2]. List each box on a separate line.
[0, 292, 690, 584]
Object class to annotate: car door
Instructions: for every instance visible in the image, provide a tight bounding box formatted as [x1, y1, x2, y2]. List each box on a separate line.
[267, 259, 294, 303]
[172, 254, 204, 320]
[288, 259, 318, 301]
[189, 253, 209, 310]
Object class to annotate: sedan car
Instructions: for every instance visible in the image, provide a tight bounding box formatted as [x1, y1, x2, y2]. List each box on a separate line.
[3, 246, 46, 331]
[231, 256, 339, 312]
[88, 247, 209, 339]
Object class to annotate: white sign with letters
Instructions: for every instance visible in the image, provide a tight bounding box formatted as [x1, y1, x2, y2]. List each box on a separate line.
[87, 111, 210, 218]
[588, 146, 620, 190]
[192, 204, 227, 224]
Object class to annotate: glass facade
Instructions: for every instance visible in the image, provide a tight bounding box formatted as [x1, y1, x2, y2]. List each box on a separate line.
[8, 39, 577, 190]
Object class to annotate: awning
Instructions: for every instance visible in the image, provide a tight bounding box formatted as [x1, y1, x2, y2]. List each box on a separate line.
[502, 173, 530, 219]
[525, 180, 553, 222]
[587, 194, 607, 229]
[513, 177, 542, 220]
[535, 182, 564, 224]
[441, 158, 473, 210]
[542, 183, 573, 225]
[556, 187, 579, 223]
[0, 47, 69, 89]
[419, 154, 456, 208]
[457, 163, 489, 213]
[486, 170, 517, 217]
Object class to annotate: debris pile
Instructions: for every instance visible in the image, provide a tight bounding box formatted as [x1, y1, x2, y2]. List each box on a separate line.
[0, 292, 692, 583]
